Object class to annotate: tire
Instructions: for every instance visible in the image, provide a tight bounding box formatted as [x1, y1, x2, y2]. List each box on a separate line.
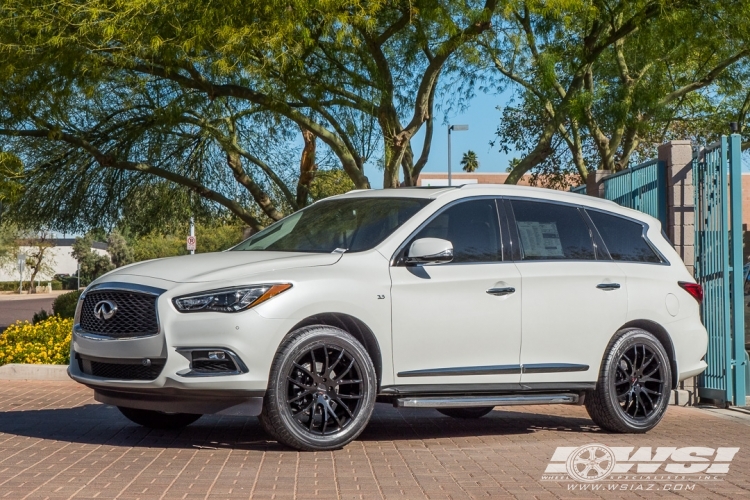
[437, 407, 494, 419]
[259, 325, 377, 451]
[585, 328, 672, 433]
[118, 407, 202, 429]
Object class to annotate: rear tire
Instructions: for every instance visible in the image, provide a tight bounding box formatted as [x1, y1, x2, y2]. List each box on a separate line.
[118, 407, 202, 429]
[585, 328, 672, 433]
[259, 325, 377, 451]
[437, 407, 494, 419]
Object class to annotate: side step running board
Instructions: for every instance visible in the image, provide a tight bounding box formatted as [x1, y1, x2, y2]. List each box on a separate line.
[395, 393, 579, 408]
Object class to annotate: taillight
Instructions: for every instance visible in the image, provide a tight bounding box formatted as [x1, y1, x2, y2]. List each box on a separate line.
[678, 281, 703, 303]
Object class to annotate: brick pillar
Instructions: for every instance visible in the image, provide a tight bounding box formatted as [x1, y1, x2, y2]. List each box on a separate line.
[586, 170, 612, 198]
[658, 140, 695, 274]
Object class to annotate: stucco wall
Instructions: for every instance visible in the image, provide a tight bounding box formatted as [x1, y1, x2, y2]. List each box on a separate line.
[0, 245, 110, 283]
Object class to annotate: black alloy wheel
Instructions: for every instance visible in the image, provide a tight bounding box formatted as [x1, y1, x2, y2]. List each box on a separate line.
[286, 344, 365, 435]
[585, 328, 672, 433]
[614, 344, 665, 420]
[260, 325, 377, 450]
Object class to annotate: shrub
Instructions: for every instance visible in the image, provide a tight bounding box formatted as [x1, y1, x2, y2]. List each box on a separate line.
[0, 316, 73, 365]
[53, 290, 82, 318]
[32, 309, 50, 324]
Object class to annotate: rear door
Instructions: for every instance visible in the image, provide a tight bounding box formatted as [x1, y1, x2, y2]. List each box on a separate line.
[504, 198, 628, 386]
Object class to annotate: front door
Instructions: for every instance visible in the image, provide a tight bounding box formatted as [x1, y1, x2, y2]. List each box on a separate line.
[505, 198, 628, 386]
[390, 198, 523, 389]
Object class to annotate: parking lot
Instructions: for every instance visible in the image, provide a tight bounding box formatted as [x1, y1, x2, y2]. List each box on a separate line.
[0, 381, 748, 499]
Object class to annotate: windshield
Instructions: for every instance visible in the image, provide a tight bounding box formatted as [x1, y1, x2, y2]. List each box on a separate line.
[232, 197, 431, 253]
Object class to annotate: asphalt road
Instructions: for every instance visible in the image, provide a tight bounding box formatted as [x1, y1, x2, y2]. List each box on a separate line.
[0, 296, 58, 329]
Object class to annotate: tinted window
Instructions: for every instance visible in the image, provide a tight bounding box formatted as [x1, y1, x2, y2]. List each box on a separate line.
[587, 210, 661, 263]
[233, 198, 430, 253]
[412, 199, 501, 263]
[511, 200, 595, 260]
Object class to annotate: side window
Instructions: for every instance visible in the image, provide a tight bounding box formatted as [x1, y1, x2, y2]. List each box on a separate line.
[587, 210, 661, 263]
[510, 200, 595, 261]
[412, 199, 501, 263]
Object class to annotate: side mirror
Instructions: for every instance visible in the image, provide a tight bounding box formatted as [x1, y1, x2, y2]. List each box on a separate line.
[406, 238, 453, 265]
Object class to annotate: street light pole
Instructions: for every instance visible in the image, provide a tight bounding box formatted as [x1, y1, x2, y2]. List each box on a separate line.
[447, 124, 469, 186]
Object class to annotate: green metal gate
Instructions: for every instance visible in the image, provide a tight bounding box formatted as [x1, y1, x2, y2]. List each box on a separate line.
[693, 135, 747, 406]
[601, 159, 667, 227]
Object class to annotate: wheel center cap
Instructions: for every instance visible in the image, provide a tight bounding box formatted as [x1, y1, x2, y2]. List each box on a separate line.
[316, 383, 327, 394]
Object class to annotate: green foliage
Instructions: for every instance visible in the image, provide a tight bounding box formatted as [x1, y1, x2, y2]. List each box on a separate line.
[72, 234, 114, 284]
[32, 309, 50, 324]
[107, 229, 133, 268]
[131, 221, 246, 261]
[0, 317, 72, 366]
[52, 290, 82, 319]
[0, 0, 502, 235]
[488, 0, 750, 183]
[309, 169, 355, 201]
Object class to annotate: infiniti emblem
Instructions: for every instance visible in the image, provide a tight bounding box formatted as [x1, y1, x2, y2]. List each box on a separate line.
[93, 300, 118, 320]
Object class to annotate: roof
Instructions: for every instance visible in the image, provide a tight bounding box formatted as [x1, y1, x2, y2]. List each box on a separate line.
[333, 184, 656, 225]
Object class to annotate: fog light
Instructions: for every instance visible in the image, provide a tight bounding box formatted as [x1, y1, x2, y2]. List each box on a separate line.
[208, 351, 227, 360]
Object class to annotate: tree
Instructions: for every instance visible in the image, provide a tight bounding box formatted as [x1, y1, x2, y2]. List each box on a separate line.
[460, 150, 480, 172]
[107, 230, 134, 268]
[0, 0, 503, 238]
[72, 235, 115, 285]
[486, 0, 750, 184]
[23, 232, 56, 293]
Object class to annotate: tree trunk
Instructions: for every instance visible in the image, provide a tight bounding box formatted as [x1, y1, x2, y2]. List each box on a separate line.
[296, 127, 317, 208]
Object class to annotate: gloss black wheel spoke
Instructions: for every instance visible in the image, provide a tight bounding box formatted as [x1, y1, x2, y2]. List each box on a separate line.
[329, 349, 345, 372]
[293, 400, 315, 418]
[287, 376, 312, 389]
[293, 362, 315, 380]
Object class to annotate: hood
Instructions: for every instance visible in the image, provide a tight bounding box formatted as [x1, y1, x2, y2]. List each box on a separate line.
[108, 251, 342, 283]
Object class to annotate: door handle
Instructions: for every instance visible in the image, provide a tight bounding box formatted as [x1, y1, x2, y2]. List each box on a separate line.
[486, 287, 516, 296]
[596, 283, 621, 290]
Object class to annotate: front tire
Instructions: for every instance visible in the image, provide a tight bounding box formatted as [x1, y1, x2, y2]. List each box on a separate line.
[118, 407, 202, 429]
[585, 328, 672, 433]
[259, 325, 377, 451]
[437, 407, 494, 419]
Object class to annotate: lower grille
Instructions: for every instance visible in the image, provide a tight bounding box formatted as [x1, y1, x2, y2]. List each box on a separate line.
[77, 355, 165, 381]
[191, 359, 238, 374]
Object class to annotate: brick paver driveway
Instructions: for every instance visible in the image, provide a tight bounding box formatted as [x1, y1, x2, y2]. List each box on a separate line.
[1, 381, 750, 499]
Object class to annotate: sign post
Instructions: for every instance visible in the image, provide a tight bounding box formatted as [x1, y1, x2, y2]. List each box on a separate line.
[187, 218, 196, 254]
[17, 253, 25, 294]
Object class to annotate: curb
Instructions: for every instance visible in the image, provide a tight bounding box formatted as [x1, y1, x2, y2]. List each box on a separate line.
[0, 363, 71, 381]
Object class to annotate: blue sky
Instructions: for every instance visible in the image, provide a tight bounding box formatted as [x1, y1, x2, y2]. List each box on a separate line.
[364, 88, 517, 189]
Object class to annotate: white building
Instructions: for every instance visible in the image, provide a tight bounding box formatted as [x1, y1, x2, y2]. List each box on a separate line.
[0, 239, 109, 283]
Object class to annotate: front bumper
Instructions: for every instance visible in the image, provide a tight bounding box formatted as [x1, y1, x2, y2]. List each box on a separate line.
[68, 278, 296, 415]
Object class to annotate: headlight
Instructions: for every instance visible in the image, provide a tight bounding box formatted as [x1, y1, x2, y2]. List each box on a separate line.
[172, 284, 292, 313]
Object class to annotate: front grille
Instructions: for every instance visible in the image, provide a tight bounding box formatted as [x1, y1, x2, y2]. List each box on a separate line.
[80, 290, 158, 338]
[77, 355, 165, 380]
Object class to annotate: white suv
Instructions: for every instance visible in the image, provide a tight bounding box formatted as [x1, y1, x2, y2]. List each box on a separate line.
[69, 185, 708, 450]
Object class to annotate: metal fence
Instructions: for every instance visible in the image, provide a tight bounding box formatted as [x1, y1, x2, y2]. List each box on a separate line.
[693, 135, 747, 406]
[568, 160, 667, 227]
[601, 159, 667, 227]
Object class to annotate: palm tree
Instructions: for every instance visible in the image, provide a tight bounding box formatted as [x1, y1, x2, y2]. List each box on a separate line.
[460, 150, 479, 172]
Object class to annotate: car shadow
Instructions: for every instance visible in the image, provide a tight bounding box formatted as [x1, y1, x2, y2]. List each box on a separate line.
[0, 403, 601, 451]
